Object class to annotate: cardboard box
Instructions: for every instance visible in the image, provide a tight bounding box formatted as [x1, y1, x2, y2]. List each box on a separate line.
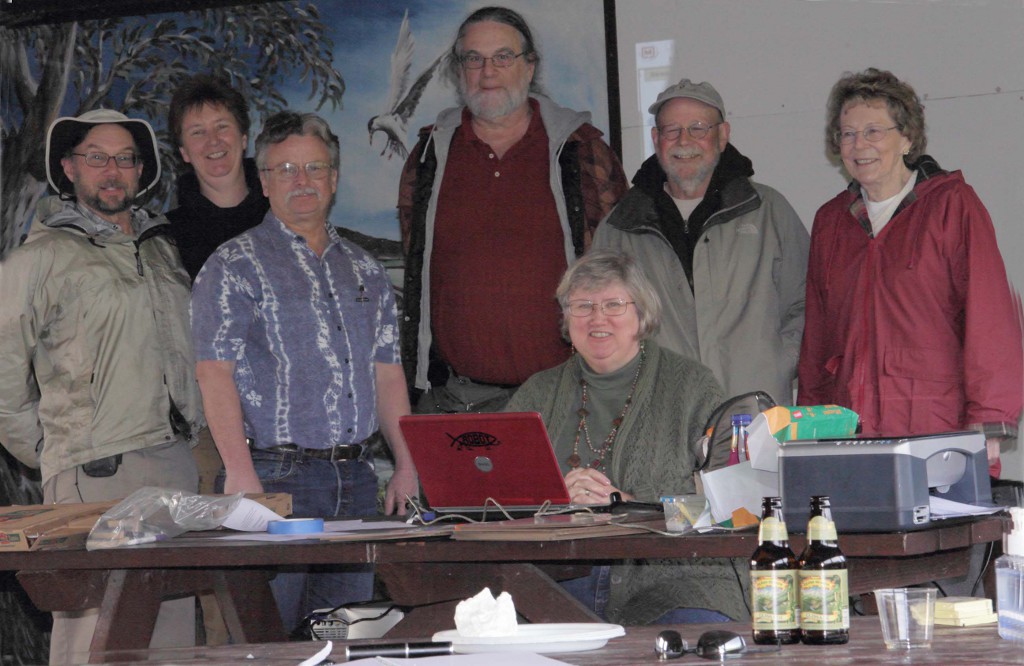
[746, 406, 859, 473]
[249, 492, 292, 518]
[0, 502, 114, 552]
[764, 405, 858, 442]
[0, 493, 292, 552]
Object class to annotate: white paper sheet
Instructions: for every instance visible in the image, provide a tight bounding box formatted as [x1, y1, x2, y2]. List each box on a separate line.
[296, 640, 332, 666]
[929, 495, 1004, 519]
[349, 653, 573, 665]
[220, 497, 286, 531]
[700, 461, 779, 524]
[212, 518, 420, 541]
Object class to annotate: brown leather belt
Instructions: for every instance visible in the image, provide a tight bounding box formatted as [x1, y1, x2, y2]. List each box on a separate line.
[248, 440, 366, 462]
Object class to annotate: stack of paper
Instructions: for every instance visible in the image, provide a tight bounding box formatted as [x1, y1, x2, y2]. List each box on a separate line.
[934, 596, 998, 626]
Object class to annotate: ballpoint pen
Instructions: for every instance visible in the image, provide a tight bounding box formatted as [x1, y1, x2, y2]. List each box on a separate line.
[345, 641, 454, 661]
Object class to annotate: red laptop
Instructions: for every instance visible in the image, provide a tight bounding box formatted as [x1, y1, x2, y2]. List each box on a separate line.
[399, 412, 572, 516]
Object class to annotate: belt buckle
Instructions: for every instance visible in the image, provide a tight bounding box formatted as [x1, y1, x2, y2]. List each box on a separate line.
[330, 444, 362, 462]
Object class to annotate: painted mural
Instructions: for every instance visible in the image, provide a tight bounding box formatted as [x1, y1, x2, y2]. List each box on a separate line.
[0, 1, 610, 660]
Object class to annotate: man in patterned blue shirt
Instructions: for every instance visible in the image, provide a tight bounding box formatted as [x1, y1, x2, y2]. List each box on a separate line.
[190, 111, 418, 634]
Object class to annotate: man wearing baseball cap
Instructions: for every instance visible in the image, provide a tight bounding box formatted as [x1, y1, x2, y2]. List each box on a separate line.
[0, 109, 202, 663]
[593, 79, 809, 404]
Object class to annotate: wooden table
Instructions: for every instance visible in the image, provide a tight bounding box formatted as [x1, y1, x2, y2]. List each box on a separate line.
[81, 616, 1023, 665]
[1, 514, 1007, 663]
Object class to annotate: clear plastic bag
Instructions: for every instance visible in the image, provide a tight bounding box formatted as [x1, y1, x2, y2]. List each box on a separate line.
[86, 486, 243, 550]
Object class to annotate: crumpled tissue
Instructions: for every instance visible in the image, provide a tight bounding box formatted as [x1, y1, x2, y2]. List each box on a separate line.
[454, 587, 519, 637]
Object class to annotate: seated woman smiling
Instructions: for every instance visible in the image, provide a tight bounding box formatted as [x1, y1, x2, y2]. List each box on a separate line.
[507, 250, 749, 625]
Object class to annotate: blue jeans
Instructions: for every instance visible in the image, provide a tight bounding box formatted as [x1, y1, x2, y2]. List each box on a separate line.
[216, 449, 378, 634]
[561, 565, 612, 619]
[561, 565, 733, 624]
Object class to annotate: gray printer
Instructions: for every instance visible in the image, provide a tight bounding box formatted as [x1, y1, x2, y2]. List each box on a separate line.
[778, 431, 992, 533]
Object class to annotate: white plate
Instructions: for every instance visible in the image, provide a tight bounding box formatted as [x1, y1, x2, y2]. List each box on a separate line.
[432, 623, 625, 654]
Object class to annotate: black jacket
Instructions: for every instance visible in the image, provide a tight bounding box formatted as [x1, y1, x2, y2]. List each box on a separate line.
[165, 158, 269, 282]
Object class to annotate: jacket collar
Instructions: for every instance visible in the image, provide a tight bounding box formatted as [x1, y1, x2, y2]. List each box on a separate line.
[32, 196, 166, 244]
[420, 93, 590, 164]
[612, 143, 760, 234]
[844, 154, 950, 233]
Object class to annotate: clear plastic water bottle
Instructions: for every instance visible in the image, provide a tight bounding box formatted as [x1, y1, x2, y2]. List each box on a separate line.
[728, 414, 751, 466]
[997, 507, 1024, 641]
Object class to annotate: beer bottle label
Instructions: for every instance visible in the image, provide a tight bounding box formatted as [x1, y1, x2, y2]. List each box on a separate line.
[799, 569, 850, 631]
[758, 516, 789, 542]
[751, 570, 799, 630]
[807, 515, 838, 541]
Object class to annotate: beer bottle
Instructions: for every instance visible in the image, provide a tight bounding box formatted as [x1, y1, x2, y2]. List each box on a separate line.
[798, 495, 850, 644]
[750, 496, 801, 644]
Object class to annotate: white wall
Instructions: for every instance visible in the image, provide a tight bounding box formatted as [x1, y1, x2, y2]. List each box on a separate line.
[616, 0, 1024, 480]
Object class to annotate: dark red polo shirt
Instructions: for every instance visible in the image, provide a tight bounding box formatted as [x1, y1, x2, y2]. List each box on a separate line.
[429, 102, 570, 385]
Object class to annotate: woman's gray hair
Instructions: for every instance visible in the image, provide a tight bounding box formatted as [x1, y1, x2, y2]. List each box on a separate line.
[825, 67, 927, 164]
[555, 250, 662, 341]
[254, 111, 340, 170]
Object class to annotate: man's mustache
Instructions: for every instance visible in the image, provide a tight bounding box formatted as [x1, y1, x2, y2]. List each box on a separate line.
[286, 187, 319, 202]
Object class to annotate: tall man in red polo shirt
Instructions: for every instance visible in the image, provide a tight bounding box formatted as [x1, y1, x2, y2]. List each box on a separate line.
[399, 6, 627, 412]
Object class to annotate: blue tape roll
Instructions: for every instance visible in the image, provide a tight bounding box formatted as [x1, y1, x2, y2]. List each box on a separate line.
[267, 518, 324, 534]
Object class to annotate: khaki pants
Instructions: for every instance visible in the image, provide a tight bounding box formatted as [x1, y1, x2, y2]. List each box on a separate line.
[43, 439, 198, 665]
[191, 428, 229, 646]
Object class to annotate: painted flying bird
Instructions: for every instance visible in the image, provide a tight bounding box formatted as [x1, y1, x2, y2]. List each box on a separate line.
[368, 10, 443, 161]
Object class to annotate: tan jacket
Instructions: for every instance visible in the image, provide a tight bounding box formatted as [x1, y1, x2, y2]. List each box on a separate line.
[0, 197, 203, 483]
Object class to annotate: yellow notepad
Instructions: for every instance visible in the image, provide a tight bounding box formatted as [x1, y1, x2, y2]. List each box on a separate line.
[935, 612, 998, 627]
[934, 596, 993, 619]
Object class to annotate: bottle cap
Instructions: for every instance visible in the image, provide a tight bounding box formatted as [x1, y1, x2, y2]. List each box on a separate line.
[1007, 507, 1024, 556]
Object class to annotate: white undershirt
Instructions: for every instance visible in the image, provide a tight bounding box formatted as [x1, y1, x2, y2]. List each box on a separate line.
[864, 172, 917, 236]
[665, 183, 702, 225]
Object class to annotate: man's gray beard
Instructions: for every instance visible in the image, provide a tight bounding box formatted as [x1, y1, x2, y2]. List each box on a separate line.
[460, 82, 530, 122]
[661, 153, 720, 199]
[82, 192, 133, 216]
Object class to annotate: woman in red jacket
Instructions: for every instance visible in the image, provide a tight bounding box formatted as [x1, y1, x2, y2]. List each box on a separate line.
[798, 68, 1021, 477]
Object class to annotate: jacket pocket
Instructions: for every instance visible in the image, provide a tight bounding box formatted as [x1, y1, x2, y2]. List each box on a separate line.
[881, 348, 963, 433]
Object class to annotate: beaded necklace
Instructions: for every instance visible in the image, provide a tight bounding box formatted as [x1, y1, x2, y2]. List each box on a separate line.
[567, 342, 646, 472]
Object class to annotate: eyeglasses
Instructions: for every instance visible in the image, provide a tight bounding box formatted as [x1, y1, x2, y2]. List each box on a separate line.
[657, 122, 722, 142]
[259, 161, 334, 180]
[834, 125, 900, 145]
[566, 299, 636, 317]
[70, 152, 140, 168]
[458, 51, 526, 69]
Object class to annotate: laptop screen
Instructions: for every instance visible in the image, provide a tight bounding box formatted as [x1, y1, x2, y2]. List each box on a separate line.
[399, 412, 571, 511]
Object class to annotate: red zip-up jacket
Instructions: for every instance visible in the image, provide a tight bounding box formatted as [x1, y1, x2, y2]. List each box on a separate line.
[798, 158, 1021, 442]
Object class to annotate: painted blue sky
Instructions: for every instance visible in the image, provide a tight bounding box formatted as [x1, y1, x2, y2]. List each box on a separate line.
[292, 0, 611, 241]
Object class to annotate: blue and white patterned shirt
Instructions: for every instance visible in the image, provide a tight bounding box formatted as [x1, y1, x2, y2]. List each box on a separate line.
[191, 214, 400, 448]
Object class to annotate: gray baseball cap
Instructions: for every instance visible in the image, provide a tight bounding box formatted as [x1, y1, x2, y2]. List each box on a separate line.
[648, 79, 725, 120]
[46, 108, 161, 199]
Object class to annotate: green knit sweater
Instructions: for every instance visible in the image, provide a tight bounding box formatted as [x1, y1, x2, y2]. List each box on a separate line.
[507, 341, 752, 624]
